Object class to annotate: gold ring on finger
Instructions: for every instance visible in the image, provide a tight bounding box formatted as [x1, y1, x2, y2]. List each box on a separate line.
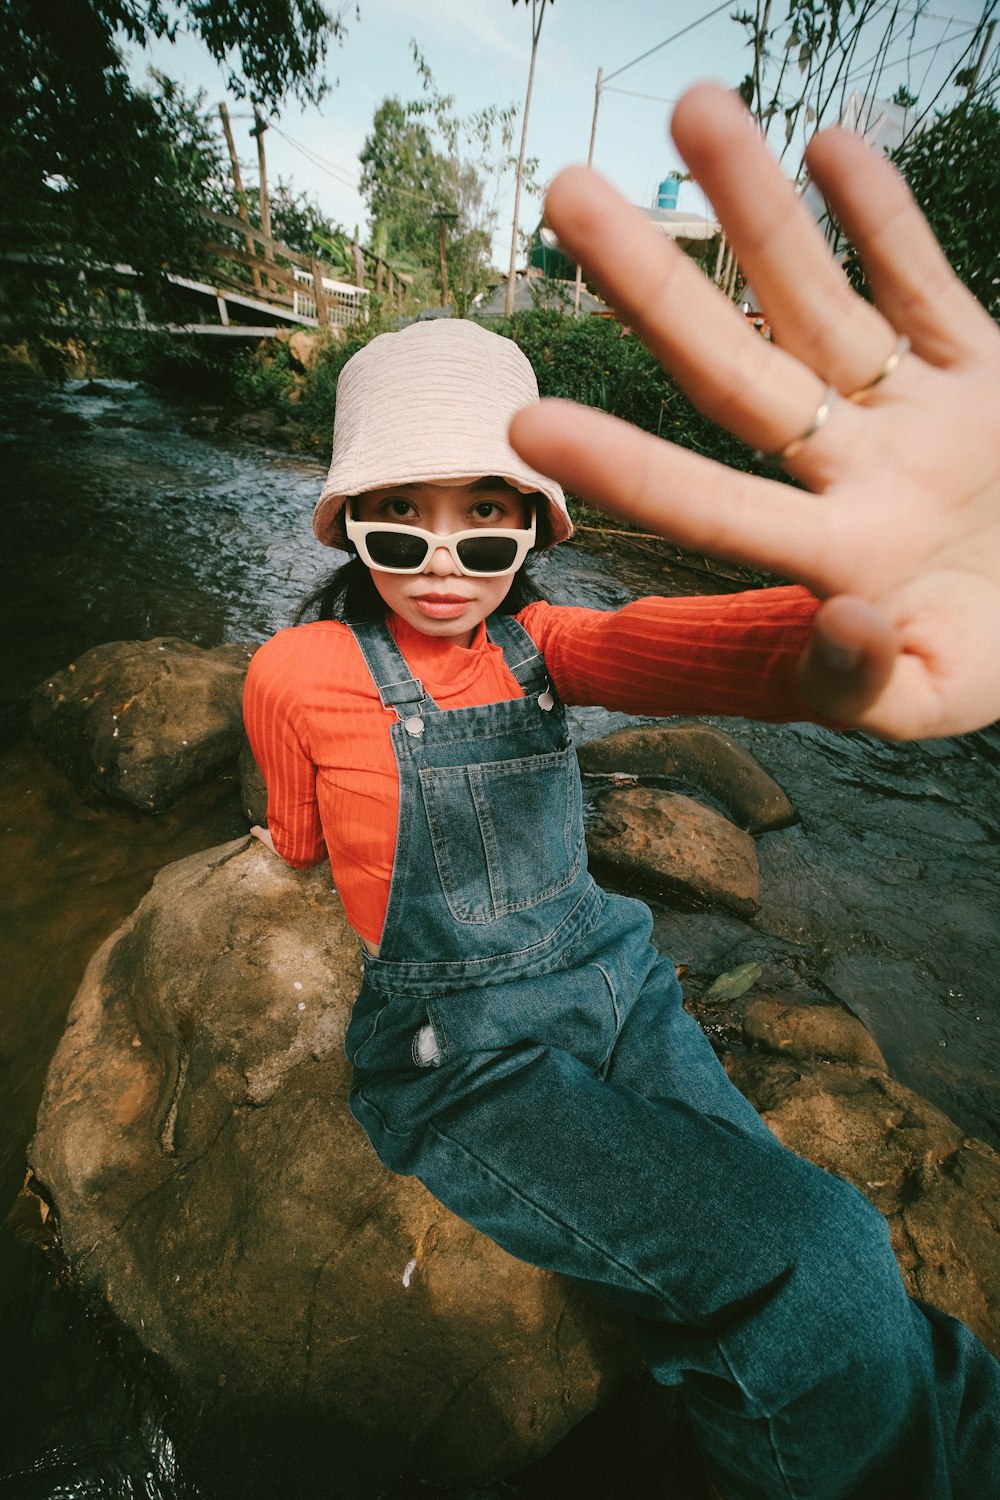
[756, 386, 838, 464]
[846, 335, 910, 403]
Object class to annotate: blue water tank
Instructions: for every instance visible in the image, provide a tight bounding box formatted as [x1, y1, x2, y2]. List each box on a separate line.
[656, 177, 680, 211]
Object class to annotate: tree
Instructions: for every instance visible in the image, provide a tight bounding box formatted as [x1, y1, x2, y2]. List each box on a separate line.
[735, 0, 999, 179]
[359, 96, 449, 296]
[359, 57, 515, 315]
[243, 180, 346, 262]
[0, 0, 347, 335]
[888, 98, 1000, 318]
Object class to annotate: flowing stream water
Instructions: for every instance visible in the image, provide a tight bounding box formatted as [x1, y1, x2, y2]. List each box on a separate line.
[1, 375, 998, 1497]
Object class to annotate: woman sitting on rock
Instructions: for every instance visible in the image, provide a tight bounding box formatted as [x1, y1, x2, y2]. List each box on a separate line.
[244, 82, 1000, 1500]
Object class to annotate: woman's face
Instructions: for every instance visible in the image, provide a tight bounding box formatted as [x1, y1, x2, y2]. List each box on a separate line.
[353, 479, 533, 646]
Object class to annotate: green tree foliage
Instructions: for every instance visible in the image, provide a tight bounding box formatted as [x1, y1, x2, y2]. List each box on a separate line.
[358, 96, 447, 294]
[889, 100, 1000, 320]
[358, 51, 517, 315]
[0, 0, 344, 335]
[232, 309, 768, 511]
[735, 0, 999, 177]
[243, 180, 346, 262]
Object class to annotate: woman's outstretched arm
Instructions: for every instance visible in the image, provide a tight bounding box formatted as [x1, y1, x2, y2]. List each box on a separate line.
[510, 82, 1000, 741]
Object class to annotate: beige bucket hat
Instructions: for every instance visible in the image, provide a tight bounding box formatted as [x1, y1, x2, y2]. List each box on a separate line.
[311, 319, 573, 548]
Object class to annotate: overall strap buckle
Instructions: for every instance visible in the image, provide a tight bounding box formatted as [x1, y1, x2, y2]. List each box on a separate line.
[380, 679, 429, 736]
[486, 613, 556, 705]
[347, 621, 440, 734]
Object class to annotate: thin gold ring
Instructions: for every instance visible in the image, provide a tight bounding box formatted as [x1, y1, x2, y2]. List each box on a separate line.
[846, 335, 910, 403]
[756, 386, 839, 464]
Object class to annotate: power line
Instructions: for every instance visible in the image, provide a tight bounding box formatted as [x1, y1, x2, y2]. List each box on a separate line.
[602, 86, 680, 104]
[602, 1, 733, 85]
[269, 121, 360, 191]
[270, 121, 456, 215]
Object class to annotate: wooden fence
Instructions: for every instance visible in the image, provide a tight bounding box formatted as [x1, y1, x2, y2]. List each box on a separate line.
[194, 207, 409, 328]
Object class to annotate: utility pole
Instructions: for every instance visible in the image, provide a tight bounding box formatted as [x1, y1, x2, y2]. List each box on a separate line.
[964, 20, 996, 96]
[433, 208, 458, 307]
[218, 103, 262, 291]
[506, 0, 551, 317]
[573, 67, 602, 317]
[250, 109, 275, 291]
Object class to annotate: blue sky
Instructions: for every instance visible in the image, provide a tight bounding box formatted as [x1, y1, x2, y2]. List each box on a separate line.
[129, 1, 994, 263]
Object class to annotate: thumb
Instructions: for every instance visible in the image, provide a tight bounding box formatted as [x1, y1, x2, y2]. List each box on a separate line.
[799, 596, 899, 727]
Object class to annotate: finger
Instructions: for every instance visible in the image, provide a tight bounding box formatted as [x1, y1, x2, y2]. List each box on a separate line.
[670, 84, 895, 392]
[798, 595, 898, 725]
[804, 125, 997, 366]
[543, 164, 833, 457]
[510, 399, 837, 590]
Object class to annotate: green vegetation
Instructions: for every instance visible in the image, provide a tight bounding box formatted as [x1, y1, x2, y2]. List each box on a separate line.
[358, 50, 519, 314]
[227, 309, 772, 537]
[889, 100, 1000, 321]
[1, 0, 344, 339]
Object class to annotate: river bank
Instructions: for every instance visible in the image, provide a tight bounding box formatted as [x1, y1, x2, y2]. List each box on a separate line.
[2, 373, 999, 1496]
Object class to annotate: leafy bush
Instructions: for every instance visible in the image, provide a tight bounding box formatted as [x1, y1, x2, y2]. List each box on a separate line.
[225, 307, 774, 525]
[491, 309, 769, 506]
[890, 101, 1000, 321]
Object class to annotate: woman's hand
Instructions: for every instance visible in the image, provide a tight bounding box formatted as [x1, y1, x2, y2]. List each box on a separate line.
[250, 824, 276, 853]
[509, 82, 1000, 740]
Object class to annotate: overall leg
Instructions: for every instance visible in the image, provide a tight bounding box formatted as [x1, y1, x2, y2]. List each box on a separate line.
[352, 1043, 1000, 1500]
[600, 947, 775, 1141]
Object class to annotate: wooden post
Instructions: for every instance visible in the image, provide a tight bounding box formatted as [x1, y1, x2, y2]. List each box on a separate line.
[438, 214, 449, 306]
[713, 230, 727, 286]
[573, 67, 602, 317]
[310, 258, 330, 327]
[251, 110, 275, 291]
[433, 209, 458, 307]
[219, 103, 262, 290]
[506, 0, 550, 317]
[352, 235, 365, 289]
[375, 258, 384, 296]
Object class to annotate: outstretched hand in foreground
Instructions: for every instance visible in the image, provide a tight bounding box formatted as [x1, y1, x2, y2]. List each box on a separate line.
[509, 83, 1000, 741]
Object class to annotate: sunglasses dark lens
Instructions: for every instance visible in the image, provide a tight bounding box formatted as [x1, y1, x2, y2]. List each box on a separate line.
[365, 530, 430, 570]
[455, 536, 519, 573]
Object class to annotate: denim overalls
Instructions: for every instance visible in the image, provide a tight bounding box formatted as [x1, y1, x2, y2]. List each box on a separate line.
[344, 613, 1000, 1500]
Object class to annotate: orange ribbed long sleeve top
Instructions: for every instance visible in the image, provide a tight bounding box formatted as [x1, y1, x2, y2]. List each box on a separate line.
[243, 587, 822, 948]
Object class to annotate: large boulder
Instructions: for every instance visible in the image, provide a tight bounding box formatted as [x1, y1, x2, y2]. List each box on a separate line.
[30, 638, 254, 812]
[709, 995, 1000, 1355]
[587, 787, 762, 916]
[577, 723, 797, 833]
[27, 839, 634, 1490]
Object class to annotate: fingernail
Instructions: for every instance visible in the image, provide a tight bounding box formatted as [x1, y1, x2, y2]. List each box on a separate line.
[819, 637, 861, 672]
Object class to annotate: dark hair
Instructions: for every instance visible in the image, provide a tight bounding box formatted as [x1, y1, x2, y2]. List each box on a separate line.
[294, 554, 546, 625]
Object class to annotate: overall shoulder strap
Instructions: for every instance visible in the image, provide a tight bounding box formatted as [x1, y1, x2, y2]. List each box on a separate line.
[346, 621, 441, 719]
[486, 613, 551, 697]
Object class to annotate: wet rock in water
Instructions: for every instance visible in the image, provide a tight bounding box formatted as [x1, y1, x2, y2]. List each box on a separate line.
[742, 996, 888, 1071]
[587, 787, 761, 916]
[577, 724, 797, 833]
[75, 380, 119, 397]
[228, 408, 278, 437]
[48, 409, 91, 433]
[187, 413, 220, 435]
[28, 840, 635, 1489]
[725, 1005, 1000, 1356]
[30, 638, 255, 813]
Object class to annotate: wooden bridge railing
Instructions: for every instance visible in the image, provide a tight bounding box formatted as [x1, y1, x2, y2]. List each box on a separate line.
[193, 208, 410, 328]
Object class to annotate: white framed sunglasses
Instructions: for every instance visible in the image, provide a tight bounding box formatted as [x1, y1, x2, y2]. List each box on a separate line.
[345, 507, 536, 577]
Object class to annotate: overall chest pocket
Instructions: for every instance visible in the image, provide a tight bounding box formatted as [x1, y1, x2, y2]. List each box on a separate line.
[419, 747, 584, 923]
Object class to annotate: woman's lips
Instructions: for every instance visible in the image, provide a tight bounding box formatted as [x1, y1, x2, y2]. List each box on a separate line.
[412, 593, 473, 619]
